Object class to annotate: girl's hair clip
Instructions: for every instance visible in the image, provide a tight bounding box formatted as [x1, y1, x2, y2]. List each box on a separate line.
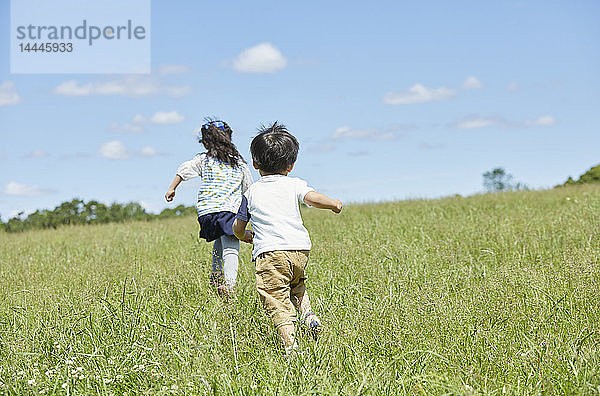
[202, 121, 226, 131]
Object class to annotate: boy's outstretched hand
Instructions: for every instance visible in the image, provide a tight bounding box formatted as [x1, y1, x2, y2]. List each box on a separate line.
[332, 199, 343, 213]
[304, 191, 343, 214]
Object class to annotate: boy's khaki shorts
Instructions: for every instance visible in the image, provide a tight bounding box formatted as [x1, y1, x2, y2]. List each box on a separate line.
[255, 250, 309, 328]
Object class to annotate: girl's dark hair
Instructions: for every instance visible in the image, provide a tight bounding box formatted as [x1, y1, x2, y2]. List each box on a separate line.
[251, 122, 299, 174]
[199, 119, 243, 167]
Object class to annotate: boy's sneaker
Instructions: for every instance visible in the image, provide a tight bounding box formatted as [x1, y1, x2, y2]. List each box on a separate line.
[284, 343, 300, 359]
[300, 311, 322, 339]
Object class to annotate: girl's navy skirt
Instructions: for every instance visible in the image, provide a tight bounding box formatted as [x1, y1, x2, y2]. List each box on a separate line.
[197, 211, 236, 242]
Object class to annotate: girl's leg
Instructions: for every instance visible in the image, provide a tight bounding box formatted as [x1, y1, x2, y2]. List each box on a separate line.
[220, 235, 240, 289]
[210, 237, 224, 287]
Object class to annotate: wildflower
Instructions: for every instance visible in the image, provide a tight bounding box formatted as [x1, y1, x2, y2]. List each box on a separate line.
[61, 383, 68, 390]
[150, 368, 158, 378]
[28, 379, 36, 386]
[171, 384, 179, 391]
[116, 374, 124, 382]
[17, 371, 26, 377]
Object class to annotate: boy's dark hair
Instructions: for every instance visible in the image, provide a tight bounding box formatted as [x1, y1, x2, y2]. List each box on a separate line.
[251, 122, 299, 174]
[199, 118, 244, 167]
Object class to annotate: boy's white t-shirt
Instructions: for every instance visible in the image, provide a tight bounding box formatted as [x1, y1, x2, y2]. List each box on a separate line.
[236, 175, 314, 260]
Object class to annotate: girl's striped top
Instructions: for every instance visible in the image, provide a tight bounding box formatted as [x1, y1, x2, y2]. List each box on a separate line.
[176, 153, 253, 217]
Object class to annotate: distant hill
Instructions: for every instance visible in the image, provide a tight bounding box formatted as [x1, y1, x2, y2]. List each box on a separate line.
[560, 164, 600, 187]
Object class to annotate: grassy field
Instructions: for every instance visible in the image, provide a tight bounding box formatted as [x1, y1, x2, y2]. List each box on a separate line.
[0, 185, 599, 395]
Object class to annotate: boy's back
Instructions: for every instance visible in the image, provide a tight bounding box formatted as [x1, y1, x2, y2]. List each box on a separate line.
[240, 175, 313, 259]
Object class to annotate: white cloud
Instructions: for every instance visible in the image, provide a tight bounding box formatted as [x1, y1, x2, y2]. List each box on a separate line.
[332, 126, 398, 140]
[462, 76, 483, 90]
[54, 76, 191, 98]
[507, 81, 519, 92]
[455, 115, 498, 130]
[157, 64, 191, 75]
[140, 146, 158, 157]
[24, 149, 48, 159]
[233, 43, 287, 73]
[525, 115, 557, 126]
[109, 122, 144, 134]
[453, 114, 557, 130]
[149, 111, 185, 125]
[110, 111, 184, 133]
[3, 182, 52, 196]
[384, 84, 456, 105]
[139, 201, 159, 214]
[418, 142, 445, 150]
[99, 141, 129, 160]
[0, 81, 21, 106]
[132, 114, 147, 123]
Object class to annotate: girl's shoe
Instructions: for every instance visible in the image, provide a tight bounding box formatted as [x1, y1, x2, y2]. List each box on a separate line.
[217, 284, 234, 301]
[209, 272, 224, 288]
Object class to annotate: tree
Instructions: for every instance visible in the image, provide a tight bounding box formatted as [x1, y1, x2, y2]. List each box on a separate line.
[483, 167, 527, 192]
[560, 164, 600, 186]
[1, 198, 195, 233]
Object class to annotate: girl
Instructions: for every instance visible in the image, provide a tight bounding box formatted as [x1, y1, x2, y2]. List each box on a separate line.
[165, 120, 253, 298]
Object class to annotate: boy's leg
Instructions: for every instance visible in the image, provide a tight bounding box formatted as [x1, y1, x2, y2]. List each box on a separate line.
[291, 290, 312, 314]
[278, 324, 297, 353]
[290, 251, 311, 314]
[290, 251, 322, 337]
[220, 235, 239, 289]
[210, 238, 224, 287]
[255, 251, 298, 352]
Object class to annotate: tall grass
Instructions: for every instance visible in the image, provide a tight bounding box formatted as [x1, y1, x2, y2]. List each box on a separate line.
[0, 185, 598, 394]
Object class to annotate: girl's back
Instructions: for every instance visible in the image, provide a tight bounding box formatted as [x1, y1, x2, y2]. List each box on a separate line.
[192, 153, 251, 216]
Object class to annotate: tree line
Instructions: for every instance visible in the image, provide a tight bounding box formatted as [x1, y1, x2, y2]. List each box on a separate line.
[0, 199, 197, 233]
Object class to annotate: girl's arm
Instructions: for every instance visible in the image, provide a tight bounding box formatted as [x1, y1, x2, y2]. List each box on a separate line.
[241, 163, 254, 194]
[165, 154, 204, 202]
[165, 175, 183, 202]
[304, 191, 343, 213]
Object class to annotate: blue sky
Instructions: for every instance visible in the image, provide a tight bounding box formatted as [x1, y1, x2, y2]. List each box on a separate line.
[1, 0, 599, 219]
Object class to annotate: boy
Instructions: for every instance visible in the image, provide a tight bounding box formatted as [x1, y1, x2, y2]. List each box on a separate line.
[232, 122, 342, 355]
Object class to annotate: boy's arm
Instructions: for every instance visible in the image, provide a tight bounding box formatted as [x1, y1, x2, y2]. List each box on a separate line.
[165, 175, 183, 202]
[233, 195, 253, 243]
[233, 219, 253, 243]
[304, 191, 343, 213]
